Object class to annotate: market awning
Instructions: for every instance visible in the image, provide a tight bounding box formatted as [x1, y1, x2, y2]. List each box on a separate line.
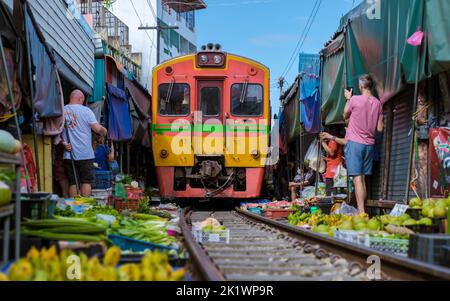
[106, 83, 132, 142]
[54, 51, 93, 96]
[320, 0, 450, 125]
[162, 0, 207, 13]
[125, 78, 151, 118]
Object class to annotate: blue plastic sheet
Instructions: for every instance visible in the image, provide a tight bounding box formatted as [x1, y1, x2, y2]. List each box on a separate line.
[299, 53, 321, 134]
[106, 83, 132, 142]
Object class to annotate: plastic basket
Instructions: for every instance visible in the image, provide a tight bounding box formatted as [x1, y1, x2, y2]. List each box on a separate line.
[125, 187, 144, 200]
[92, 170, 113, 189]
[21, 193, 55, 220]
[92, 188, 112, 206]
[110, 198, 140, 212]
[408, 234, 450, 265]
[108, 234, 175, 253]
[192, 226, 230, 244]
[334, 230, 369, 246]
[368, 236, 409, 256]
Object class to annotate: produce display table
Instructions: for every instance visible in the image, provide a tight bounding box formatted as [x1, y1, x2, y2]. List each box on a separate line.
[0, 152, 21, 262]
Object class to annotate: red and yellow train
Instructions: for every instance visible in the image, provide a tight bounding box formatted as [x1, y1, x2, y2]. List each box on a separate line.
[152, 44, 270, 200]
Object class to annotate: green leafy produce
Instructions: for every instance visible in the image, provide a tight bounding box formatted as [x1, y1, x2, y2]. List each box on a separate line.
[54, 206, 76, 217]
[110, 218, 176, 246]
[81, 206, 120, 219]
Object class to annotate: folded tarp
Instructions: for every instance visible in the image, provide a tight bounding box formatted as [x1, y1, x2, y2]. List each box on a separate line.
[106, 83, 132, 142]
[125, 78, 151, 148]
[25, 8, 64, 119]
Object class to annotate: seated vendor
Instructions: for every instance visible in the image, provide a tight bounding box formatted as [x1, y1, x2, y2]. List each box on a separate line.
[289, 166, 316, 201]
[94, 135, 115, 171]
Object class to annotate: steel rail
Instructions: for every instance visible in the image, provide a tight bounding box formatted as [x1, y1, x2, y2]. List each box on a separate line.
[179, 208, 226, 281]
[236, 208, 450, 281]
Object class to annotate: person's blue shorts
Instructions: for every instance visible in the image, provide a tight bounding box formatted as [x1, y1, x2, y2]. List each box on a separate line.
[344, 141, 374, 176]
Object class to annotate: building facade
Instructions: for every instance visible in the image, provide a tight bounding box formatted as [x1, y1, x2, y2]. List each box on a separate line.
[109, 0, 206, 90]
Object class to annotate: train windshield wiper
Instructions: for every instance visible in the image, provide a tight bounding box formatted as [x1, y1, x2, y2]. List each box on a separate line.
[165, 79, 175, 103]
[239, 81, 249, 104]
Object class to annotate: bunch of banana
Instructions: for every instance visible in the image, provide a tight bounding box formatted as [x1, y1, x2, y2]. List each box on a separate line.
[0, 246, 185, 281]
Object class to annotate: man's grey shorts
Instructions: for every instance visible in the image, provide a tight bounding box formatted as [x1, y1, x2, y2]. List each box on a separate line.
[344, 140, 374, 176]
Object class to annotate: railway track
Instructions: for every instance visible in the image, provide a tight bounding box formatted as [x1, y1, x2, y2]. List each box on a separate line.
[180, 208, 450, 281]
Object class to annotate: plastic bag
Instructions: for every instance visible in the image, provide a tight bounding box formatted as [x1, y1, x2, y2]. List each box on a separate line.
[301, 186, 316, 199]
[333, 163, 348, 188]
[304, 139, 326, 173]
[335, 202, 358, 216]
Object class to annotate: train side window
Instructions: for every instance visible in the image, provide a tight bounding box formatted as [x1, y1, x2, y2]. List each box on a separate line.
[201, 87, 220, 116]
[231, 84, 263, 116]
[158, 83, 190, 116]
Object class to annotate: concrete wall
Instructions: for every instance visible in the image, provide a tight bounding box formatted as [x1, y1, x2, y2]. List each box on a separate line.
[111, 0, 199, 92]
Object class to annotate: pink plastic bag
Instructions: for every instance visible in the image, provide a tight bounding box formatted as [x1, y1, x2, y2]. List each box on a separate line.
[407, 30, 424, 46]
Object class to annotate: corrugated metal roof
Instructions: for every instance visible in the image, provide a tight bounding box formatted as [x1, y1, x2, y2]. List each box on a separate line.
[28, 0, 94, 91]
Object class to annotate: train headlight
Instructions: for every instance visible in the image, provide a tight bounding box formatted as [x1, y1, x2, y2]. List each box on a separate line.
[160, 149, 169, 159]
[251, 150, 260, 159]
[200, 54, 209, 64]
[213, 54, 223, 65]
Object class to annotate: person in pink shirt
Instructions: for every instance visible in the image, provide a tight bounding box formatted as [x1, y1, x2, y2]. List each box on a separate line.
[343, 74, 384, 213]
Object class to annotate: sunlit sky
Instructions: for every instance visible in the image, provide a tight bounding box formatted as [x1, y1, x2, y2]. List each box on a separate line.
[196, 0, 361, 111]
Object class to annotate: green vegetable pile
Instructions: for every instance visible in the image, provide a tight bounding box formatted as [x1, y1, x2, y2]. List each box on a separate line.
[110, 217, 177, 247]
[22, 217, 107, 242]
[138, 197, 172, 219]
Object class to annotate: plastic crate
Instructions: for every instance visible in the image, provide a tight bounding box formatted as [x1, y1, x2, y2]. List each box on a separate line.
[125, 187, 144, 200]
[368, 236, 409, 256]
[334, 230, 369, 246]
[192, 226, 230, 244]
[92, 170, 113, 189]
[21, 193, 55, 220]
[110, 198, 140, 212]
[408, 234, 450, 266]
[108, 234, 175, 253]
[91, 188, 112, 206]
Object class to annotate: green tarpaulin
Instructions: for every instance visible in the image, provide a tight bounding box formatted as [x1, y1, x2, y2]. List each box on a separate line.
[91, 58, 106, 103]
[321, 0, 450, 125]
[281, 78, 302, 142]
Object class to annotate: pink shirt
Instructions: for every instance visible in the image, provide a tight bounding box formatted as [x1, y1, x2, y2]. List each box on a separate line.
[345, 95, 383, 145]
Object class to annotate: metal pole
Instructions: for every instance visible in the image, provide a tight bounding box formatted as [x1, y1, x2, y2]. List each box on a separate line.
[405, 1, 425, 202]
[156, 26, 160, 65]
[23, 3, 42, 191]
[138, 25, 179, 65]
[0, 33, 31, 193]
[405, 48, 422, 202]
[63, 123, 80, 196]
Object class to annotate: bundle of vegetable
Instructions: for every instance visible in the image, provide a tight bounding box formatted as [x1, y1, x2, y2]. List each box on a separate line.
[22, 217, 107, 242]
[138, 197, 172, 219]
[0, 246, 185, 281]
[198, 218, 225, 231]
[110, 218, 177, 246]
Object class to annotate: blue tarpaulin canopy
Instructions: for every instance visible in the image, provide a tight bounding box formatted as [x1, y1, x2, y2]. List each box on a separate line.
[299, 53, 321, 134]
[106, 83, 132, 142]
